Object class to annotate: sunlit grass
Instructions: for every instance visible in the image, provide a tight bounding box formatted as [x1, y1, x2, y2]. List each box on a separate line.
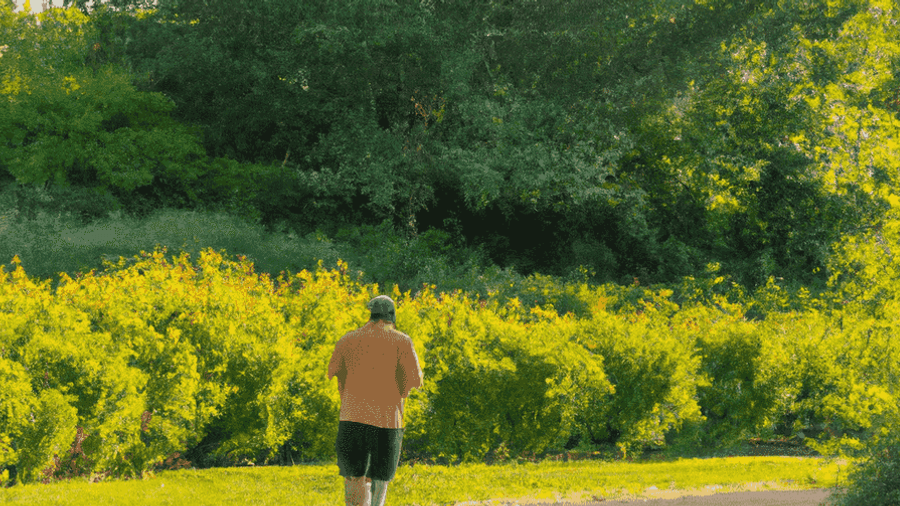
[0, 456, 853, 506]
[0, 200, 493, 298]
[0, 205, 342, 292]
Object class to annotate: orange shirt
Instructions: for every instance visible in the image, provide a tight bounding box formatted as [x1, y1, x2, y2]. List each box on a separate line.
[328, 320, 424, 429]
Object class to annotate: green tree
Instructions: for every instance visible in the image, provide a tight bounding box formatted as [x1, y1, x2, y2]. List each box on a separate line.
[0, 2, 213, 218]
[18, 0, 900, 289]
[628, 0, 900, 288]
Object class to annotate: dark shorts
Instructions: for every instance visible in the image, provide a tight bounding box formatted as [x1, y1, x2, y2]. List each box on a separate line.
[335, 421, 405, 482]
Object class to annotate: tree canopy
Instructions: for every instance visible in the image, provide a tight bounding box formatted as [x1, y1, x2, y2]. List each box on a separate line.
[2, 0, 900, 294]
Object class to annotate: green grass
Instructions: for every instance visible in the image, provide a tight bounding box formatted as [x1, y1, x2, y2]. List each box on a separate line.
[0, 456, 854, 506]
[0, 195, 487, 298]
[0, 204, 344, 292]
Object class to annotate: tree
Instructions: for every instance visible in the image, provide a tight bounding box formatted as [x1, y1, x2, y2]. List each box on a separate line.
[0, 1, 216, 219]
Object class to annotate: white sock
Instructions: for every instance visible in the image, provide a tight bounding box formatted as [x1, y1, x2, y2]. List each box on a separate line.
[371, 479, 389, 506]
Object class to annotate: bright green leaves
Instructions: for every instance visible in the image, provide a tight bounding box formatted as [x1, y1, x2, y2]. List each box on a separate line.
[577, 309, 703, 455]
[0, 0, 890, 294]
[400, 288, 613, 465]
[0, 357, 34, 475]
[2, 64, 206, 194]
[0, 2, 97, 88]
[804, 2, 900, 314]
[0, 5, 209, 214]
[766, 309, 900, 458]
[16, 389, 78, 484]
[791, 2, 900, 200]
[656, 0, 900, 287]
[694, 322, 777, 445]
[2, 245, 899, 480]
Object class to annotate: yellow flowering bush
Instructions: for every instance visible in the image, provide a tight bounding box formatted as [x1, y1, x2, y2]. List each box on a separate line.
[255, 260, 373, 463]
[396, 288, 612, 465]
[689, 310, 793, 446]
[569, 289, 704, 456]
[0, 246, 898, 485]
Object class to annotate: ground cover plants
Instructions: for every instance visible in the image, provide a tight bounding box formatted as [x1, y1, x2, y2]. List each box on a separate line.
[0, 455, 848, 506]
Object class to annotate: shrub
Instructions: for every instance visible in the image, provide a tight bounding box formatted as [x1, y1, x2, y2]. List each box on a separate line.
[2, 240, 898, 479]
[16, 389, 78, 485]
[4, 256, 152, 481]
[572, 299, 705, 456]
[828, 430, 900, 506]
[193, 157, 265, 226]
[481, 269, 593, 319]
[334, 220, 479, 296]
[766, 311, 900, 457]
[0, 261, 78, 485]
[692, 316, 789, 447]
[222, 259, 369, 464]
[399, 289, 612, 465]
[7, 183, 121, 227]
[0, 358, 37, 486]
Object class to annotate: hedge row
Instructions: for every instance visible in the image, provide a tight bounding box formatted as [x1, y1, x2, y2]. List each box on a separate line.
[1, 247, 897, 485]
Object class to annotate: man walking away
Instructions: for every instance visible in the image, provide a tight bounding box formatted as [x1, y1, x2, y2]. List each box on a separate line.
[328, 295, 424, 506]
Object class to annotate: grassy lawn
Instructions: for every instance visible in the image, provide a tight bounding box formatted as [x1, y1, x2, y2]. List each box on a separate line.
[0, 455, 853, 506]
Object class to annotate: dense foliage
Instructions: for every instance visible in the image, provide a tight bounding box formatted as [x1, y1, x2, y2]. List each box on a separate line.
[2, 0, 900, 501]
[0, 248, 897, 487]
[1, 0, 898, 288]
[829, 431, 900, 506]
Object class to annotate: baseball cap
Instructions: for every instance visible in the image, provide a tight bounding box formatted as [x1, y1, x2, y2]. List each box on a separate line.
[367, 295, 396, 317]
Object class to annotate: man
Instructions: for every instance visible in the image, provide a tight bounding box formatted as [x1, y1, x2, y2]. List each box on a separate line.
[328, 295, 424, 506]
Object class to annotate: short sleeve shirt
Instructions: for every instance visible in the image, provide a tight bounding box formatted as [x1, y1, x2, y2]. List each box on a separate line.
[328, 320, 424, 429]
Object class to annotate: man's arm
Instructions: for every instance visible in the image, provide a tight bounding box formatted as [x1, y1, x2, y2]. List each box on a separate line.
[396, 337, 424, 398]
[328, 339, 346, 393]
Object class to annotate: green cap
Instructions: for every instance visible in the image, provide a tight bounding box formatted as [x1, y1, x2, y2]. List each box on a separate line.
[367, 295, 396, 323]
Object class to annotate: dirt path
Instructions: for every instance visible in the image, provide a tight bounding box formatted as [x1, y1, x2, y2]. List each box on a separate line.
[454, 487, 843, 506]
[533, 488, 836, 505]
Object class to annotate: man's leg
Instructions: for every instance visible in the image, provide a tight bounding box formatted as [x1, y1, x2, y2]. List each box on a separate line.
[370, 478, 389, 506]
[337, 422, 372, 506]
[368, 425, 402, 506]
[344, 476, 370, 506]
